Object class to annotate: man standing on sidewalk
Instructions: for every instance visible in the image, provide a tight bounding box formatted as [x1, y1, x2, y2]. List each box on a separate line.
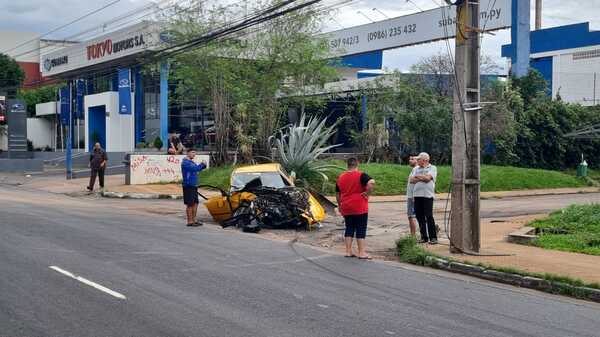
[406, 155, 418, 237]
[181, 148, 207, 227]
[335, 157, 376, 259]
[87, 142, 107, 192]
[411, 152, 438, 244]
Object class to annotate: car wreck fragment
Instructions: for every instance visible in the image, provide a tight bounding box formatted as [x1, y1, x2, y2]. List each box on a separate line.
[201, 164, 334, 233]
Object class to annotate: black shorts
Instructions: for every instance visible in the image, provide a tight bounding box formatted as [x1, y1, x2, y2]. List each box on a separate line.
[344, 213, 368, 239]
[183, 186, 199, 206]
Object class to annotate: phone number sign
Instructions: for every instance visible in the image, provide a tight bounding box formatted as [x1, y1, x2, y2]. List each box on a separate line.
[322, 0, 510, 57]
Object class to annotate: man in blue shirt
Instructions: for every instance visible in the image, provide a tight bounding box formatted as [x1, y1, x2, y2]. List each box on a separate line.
[181, 148, 207, 227]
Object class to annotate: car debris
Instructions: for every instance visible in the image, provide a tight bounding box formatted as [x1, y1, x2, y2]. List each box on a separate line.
[201, 164, 334, 233]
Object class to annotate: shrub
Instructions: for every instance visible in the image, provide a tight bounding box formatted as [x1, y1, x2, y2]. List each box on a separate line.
[153, 137, 163, 151]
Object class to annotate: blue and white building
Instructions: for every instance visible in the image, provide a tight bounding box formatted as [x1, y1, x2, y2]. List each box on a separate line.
[502, 22, 600, 106]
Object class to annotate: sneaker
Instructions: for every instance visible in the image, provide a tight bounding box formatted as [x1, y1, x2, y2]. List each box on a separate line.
[194, 221, 204, 226]
[86, 186, 93, 191]
[187, 223, 200, 227]
[418, 239, 429, 244]
[429, 239, 438, 245]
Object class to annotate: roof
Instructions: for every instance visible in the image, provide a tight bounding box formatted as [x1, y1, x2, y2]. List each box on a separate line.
[232, 163, 283, 174]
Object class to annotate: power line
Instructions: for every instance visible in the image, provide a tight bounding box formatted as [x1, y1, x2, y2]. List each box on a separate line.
[1, 0, 122, 55]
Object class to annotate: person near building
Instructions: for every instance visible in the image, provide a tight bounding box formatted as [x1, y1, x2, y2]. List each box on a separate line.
[167, 133, 185, 155]
[406, 154, 419, 237]
[410, 152, 438, 244]
[181, 148, 207, 227]
[87, 142, 107, 192]
[335, 157, 376, 259]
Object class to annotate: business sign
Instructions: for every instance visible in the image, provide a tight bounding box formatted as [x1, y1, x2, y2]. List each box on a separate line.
[59, 86, 71, 125]
[41, 21, 161, 77]
[118, 68, 132, 114]
[129, 154, 210, 185]
[43, 55, 68, 72]
[322, 0, 511, 57]
[75, 79, 85, 119]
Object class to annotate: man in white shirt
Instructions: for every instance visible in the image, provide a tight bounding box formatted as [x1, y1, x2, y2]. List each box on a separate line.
[406, 155, 418, 236]
[410, 152, 438, 244]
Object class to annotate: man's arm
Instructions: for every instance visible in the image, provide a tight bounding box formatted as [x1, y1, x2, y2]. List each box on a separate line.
[101, 151, 107, 168]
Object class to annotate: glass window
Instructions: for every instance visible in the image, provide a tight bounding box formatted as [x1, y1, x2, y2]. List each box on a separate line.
[231, 172, 289, 192]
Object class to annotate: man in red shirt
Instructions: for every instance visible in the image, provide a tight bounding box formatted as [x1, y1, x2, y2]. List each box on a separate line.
[335, 157, 375, 259]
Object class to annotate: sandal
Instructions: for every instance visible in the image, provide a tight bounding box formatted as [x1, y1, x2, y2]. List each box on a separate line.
[358, 256, 372, 260]
[344, 254, 356, 258]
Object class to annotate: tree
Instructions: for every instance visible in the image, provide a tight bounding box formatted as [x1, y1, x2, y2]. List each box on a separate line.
[353, 72, 453, 163]
[164, 0, 337, 164]
[0, 53, 25, 97]
[410, 51, 502, 96]
[18, 84, 61, 117]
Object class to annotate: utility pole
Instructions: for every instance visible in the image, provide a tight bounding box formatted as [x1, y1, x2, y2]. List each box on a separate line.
[535, 0, 542, 30]
[450, 0, 481, 253]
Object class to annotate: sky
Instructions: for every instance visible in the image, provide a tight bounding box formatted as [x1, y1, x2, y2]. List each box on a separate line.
[1, 0, 599, 72]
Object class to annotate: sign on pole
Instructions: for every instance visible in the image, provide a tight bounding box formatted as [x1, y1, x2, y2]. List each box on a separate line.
[321, 0, 511, 57]
[118, 68, 132, 114]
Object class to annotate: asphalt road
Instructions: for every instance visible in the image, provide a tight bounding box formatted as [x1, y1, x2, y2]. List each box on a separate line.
[1, 185, 599, 337]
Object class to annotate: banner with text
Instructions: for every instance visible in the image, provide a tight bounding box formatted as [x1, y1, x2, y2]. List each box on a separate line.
[322, 0, 511, 57]
[59, 86, 70, 125]
[75, 79, 85, 119]
[118, 68, 132, 115]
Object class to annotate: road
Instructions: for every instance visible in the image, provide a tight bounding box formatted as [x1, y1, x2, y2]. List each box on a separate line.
[1, 184, 599, 337]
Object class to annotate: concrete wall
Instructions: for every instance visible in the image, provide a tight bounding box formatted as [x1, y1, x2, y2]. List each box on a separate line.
[27, 118, 54, 149]
[0, 159, 44, 172]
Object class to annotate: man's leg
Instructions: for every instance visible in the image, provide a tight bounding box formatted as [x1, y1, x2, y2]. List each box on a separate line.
[425, 198, 437, 241]
[408, 217, 417, 236]
[98, 168, 105, 189]
[88, 169, 97, 190]
[186, 205, 194, 225]
[414, 197, 428, 242]
[192, 202, 199, 223]
[343, 216, 356, 256]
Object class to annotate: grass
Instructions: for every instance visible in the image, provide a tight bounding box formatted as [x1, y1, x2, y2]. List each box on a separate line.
[198, 161, 589, 196]
[529, 204, 600, 256]
[395, 236, 600, 299]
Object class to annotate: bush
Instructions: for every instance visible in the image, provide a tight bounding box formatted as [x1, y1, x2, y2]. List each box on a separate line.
[395, 236, 429, 265]
[153, 137, 163, 151]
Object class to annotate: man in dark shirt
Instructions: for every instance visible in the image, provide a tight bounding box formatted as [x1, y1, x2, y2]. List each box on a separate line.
[87, 142, 107, 192]
[335, 157, 375, 259]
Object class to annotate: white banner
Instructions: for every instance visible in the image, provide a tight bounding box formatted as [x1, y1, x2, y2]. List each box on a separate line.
[129, 154, 210, 185]
[322, 0, 511, 57]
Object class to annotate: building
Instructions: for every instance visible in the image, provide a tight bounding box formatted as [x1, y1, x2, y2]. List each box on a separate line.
[502, 22, 600, 106]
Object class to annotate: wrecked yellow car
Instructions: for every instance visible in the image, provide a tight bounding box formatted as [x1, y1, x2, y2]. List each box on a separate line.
[203, 163, 328, 232]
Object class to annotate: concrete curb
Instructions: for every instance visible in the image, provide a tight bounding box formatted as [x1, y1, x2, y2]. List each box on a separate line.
[102, 191, 181, 200]
[101, 187, 599, 202]
[424, 256, 600, 303]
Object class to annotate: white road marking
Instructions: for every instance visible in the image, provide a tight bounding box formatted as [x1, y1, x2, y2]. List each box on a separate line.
[317, 304, 329, 308]
[49, 266, 127, 300]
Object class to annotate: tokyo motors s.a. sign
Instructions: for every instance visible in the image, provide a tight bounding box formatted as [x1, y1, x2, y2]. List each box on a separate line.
[86, 34, 146, 61]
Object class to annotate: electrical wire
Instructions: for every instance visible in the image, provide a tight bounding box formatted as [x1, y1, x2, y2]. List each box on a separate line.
[1, 0, 122, 55]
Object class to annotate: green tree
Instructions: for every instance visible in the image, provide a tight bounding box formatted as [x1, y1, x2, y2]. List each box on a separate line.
[164, 0, 336, 164]
[0, 53, 25, 97]
[18, 84, 61, 117]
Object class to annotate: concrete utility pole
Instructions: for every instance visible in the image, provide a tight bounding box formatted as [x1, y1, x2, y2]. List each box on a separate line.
[535, 0, 542, 30]
[450, 0, 481, 253]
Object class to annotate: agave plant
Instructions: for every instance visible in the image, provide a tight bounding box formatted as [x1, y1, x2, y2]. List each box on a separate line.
[269, 114, 343, 187]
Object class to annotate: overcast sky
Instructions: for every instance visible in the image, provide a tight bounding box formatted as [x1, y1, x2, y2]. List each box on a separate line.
[1, 0, 599, 72]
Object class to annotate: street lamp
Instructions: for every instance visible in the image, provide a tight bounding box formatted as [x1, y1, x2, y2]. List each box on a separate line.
[372, 8, 390, 19]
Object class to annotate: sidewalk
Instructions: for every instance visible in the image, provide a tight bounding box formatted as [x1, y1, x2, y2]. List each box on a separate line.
[425, 215, 600, 284]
